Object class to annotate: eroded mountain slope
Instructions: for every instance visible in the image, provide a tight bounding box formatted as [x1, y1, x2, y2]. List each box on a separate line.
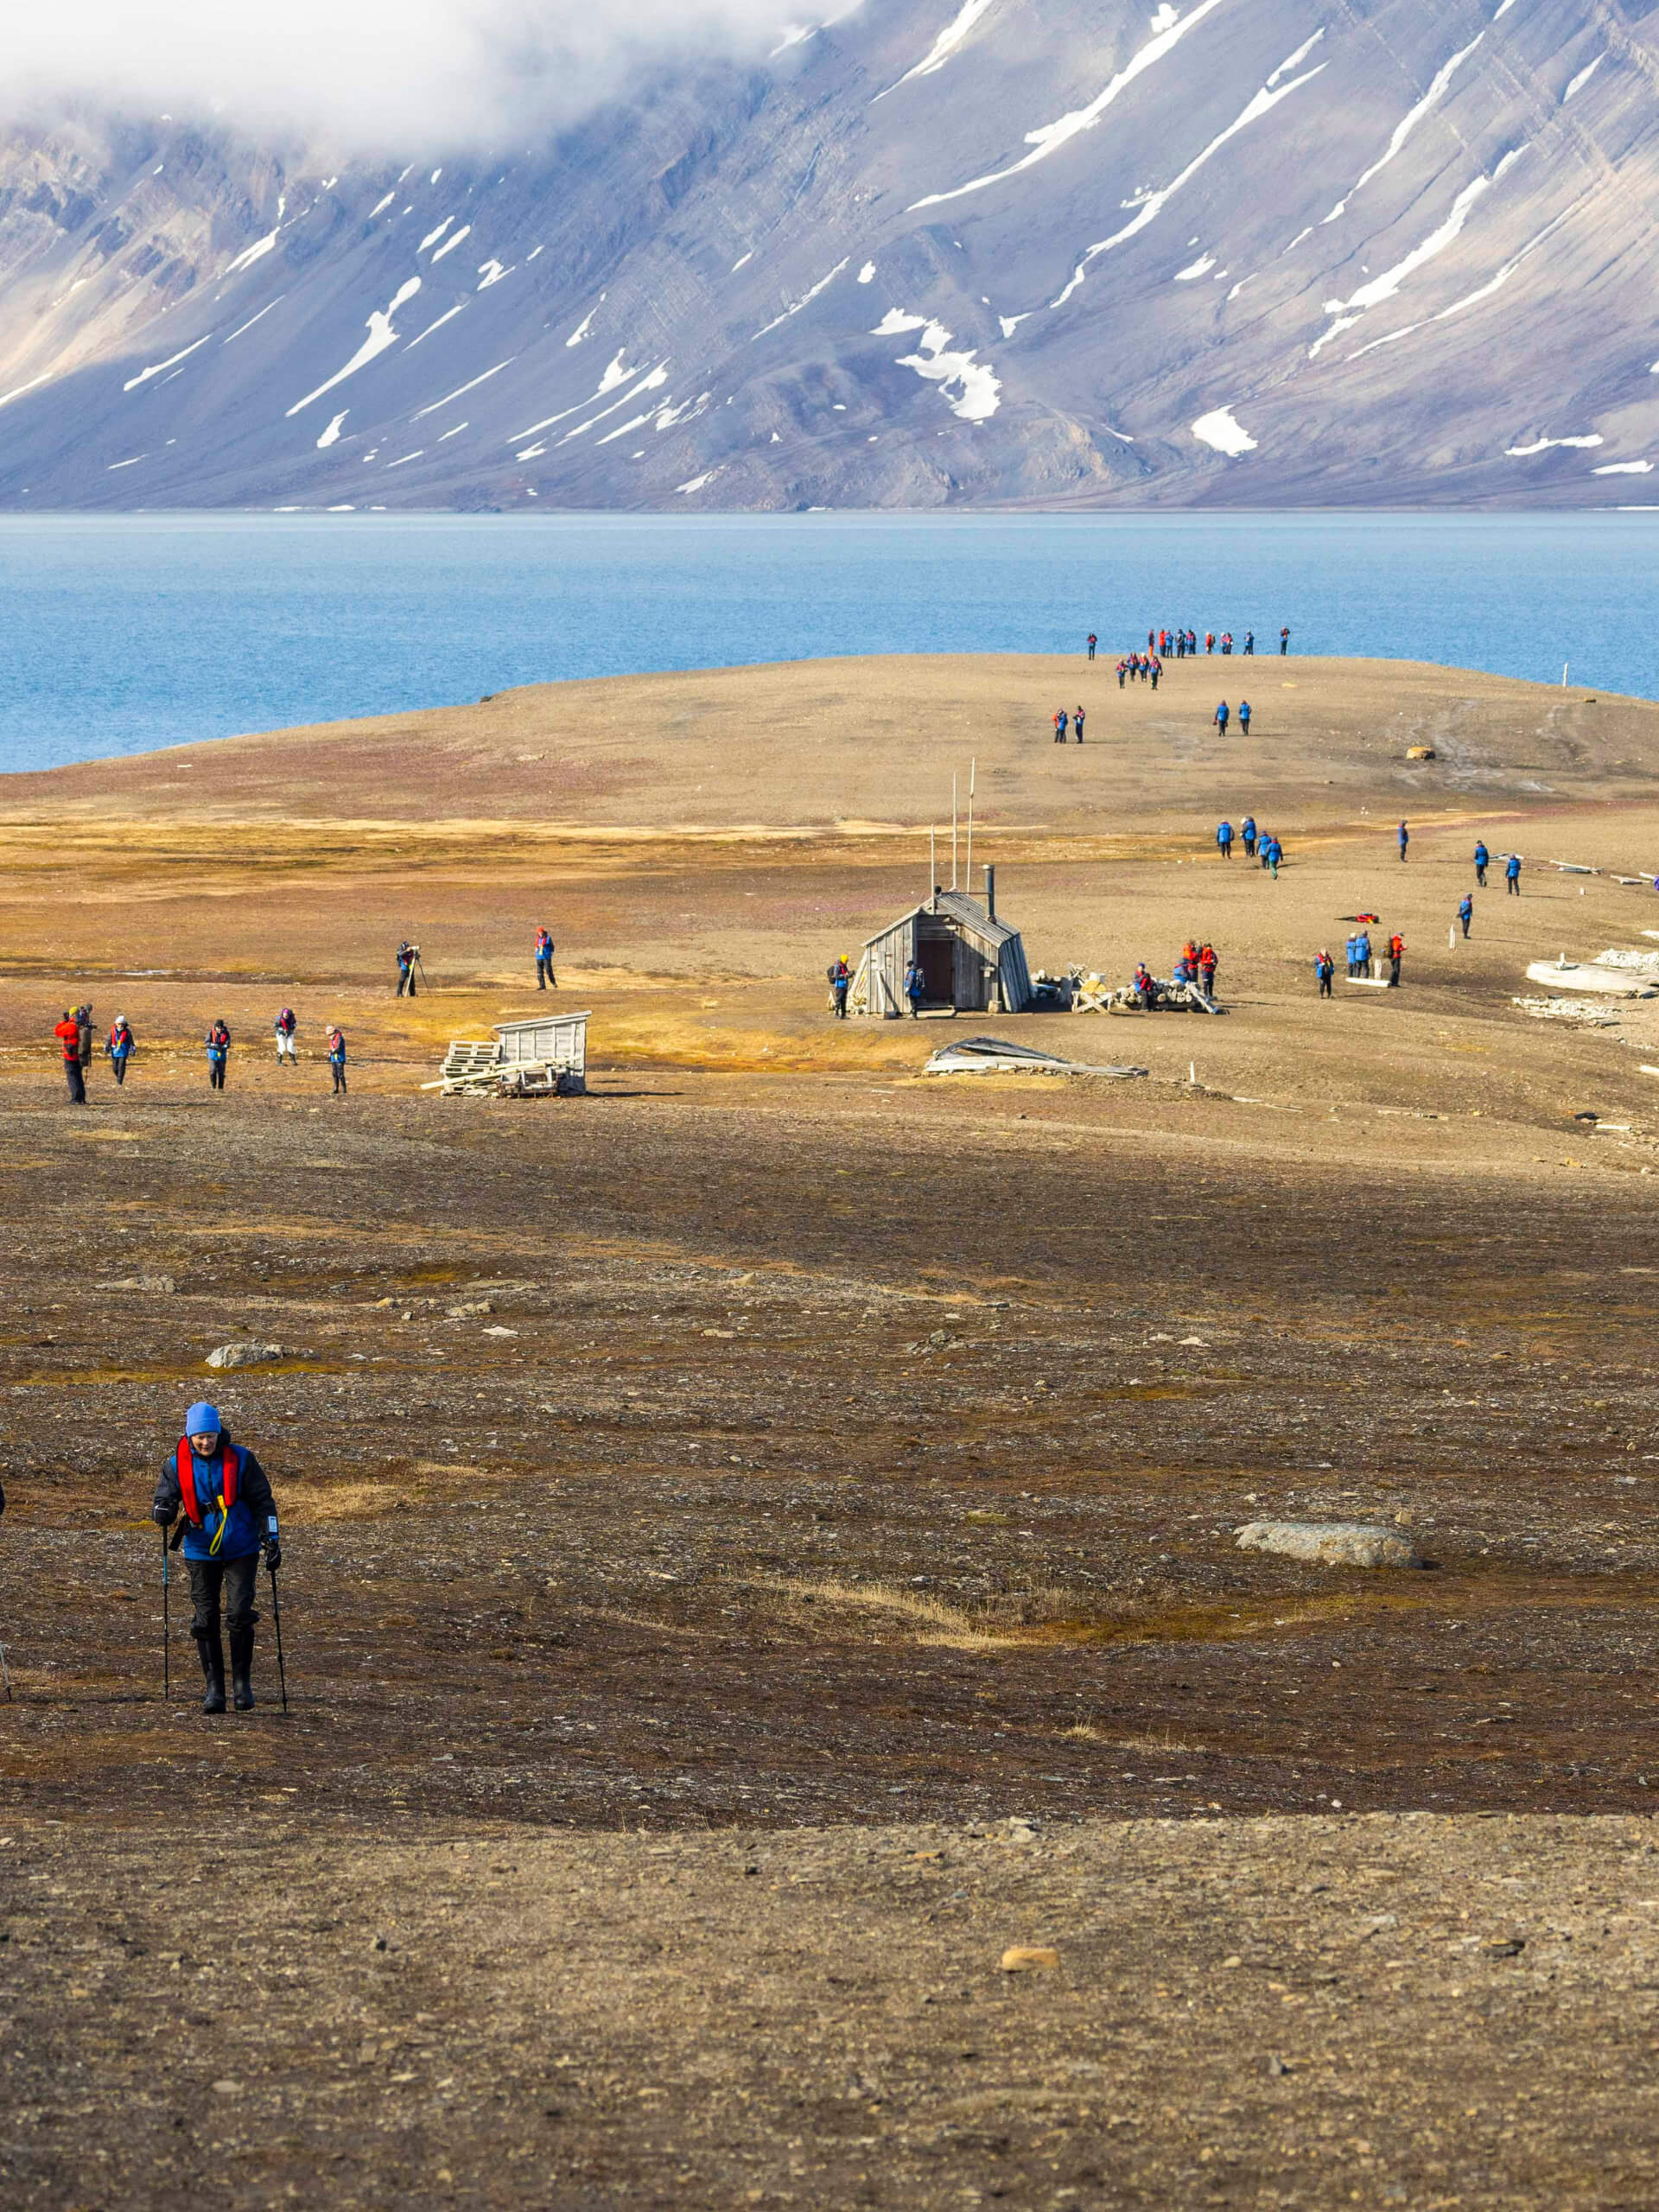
[0, 0, 1654, 509]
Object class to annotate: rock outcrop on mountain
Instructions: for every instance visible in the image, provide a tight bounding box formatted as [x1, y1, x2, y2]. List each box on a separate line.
[0, 0, 1654, 510]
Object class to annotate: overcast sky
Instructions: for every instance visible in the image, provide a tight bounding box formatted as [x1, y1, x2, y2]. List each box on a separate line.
[0, 2, 817, 150]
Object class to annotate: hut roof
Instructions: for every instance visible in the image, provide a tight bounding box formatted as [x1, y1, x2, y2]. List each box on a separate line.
[861, 890, 1020, 952]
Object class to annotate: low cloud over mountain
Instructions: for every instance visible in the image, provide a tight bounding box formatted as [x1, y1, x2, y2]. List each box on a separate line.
[0, 0, 1653, 509]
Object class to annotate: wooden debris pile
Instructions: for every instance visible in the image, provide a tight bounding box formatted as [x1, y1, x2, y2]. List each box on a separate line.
[433, 1040, 505, 1094]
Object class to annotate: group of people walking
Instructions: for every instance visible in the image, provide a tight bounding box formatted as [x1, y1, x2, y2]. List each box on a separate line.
[1052, 705, 1088, 741]
[1216, 817, 1283, 874]
[1089, 626, 1290, 660]
[54, 1006, 347, 1100]
[1213, 700, 1253, 736]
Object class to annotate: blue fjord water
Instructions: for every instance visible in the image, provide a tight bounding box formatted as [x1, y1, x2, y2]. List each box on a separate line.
[0, 509, 1655, 776]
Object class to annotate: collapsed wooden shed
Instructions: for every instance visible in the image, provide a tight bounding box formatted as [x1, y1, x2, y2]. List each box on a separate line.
[850, 870, 1033, 1018]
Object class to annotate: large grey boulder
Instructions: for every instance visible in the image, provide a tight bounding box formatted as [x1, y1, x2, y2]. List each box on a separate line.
[205, 1342, 285, 1370]
[1235, 1521, 1421, 1569]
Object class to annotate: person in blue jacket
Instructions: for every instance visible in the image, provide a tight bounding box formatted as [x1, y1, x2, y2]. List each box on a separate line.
[1506, 851, 1522, 895]
[1238, 700, 1252, 734]
[1458, 893, 1474, 939]
[152, 1402, 282, 1713]
[1397, 819, 1409, 861]
[1344, 932, 1357, 978]
[1315, 948, 1334, 997]
[1473, 839, 1489, 888]
[1214, 700, 1230, 734]
[1355, 928, 1372, 973]
[1242, 816, 1257, 858]
[205, 1018, 230, 1091]
[1217, 820, 1234, 859]
[105, 1014, 136, 1087]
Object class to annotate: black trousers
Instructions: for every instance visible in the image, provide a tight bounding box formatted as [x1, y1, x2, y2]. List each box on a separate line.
[188, 1554, 258, 1639]
[1476, 865, 1487, 886]
[209, 1060, 226, 1089]
[1319, 976, 1332, 997]
[537, 956, 556, 988]
[64, 1061, 86, 1103]
[112, 1058, 128, 1085]
[332, 1063, 347, 1092]
[1507, 876, 1520, 895]
[1087, 642, 1096, 660]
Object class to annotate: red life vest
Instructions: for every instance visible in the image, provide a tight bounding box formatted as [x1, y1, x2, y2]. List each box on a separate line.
[175, 1439, 244, 1526]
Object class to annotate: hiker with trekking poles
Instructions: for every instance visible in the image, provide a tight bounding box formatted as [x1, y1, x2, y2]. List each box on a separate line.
[152, 1401, 286, 1714]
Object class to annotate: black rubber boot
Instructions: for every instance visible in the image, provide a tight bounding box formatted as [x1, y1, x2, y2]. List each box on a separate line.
[230, 1627, 256, 1712]
[198, 1631, 226, 1714]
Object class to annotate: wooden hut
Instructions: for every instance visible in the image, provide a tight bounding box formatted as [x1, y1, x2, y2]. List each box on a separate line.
[492, 1011, 589, 1091]
[850, 870, 1033, 1018]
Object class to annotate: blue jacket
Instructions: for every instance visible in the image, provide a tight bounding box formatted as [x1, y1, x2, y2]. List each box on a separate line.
[1356, 934, 1371, 962]
[1506, 854, 1521, 877]
[1459, 897, 1473, 918]
[1243, 817, 1256, 837]
[154, 1440, 277, 1563]
[1217, 823, 1232, 843]
[1474, 842, 1489, 864]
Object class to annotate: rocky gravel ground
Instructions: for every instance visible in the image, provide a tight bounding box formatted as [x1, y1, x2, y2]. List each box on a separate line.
[6, 1808, 1658, 2209]
[5, 659, 1659, 2204]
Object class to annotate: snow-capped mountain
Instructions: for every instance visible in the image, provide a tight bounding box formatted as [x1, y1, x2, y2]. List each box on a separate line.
[0, 0, 1654, 510]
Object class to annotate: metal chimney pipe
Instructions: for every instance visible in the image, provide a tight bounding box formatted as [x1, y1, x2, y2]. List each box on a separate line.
[984, 863, 995, 919]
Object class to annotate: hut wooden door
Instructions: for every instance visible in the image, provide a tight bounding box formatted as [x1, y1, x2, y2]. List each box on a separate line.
[918, 936, 954, 1003]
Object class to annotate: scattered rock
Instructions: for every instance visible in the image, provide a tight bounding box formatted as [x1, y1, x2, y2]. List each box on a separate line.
[1266, 2055, 1292, 2077]
[94, 1275, 175, 1294]
[1482, 1937, 1525, 1959]
[1000, 1945, 1058, 1973]
[205, 1341, 285, 1370]
[1405, 745, 1437, 760]
[446, 1300, 494, 1319]
[1235, 1520, 1423, 1568]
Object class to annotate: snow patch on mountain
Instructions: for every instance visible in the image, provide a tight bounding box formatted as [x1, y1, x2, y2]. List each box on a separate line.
[753, 259, 849, 339]
[911, 0, 1230, 208]
[1192, 405, 1256, 455]
[124, 334, 213, 391]
[225, 198, 287, 276]
[878, 0, 999, 97]
[411, 361, 514, 420]
[1322, 35, 1483, 224]
[890, 318, 1001, 419]
[1048, 45, 1327, 309]
[285, 276, 421, 416]
[1506, 432, 1601, 454]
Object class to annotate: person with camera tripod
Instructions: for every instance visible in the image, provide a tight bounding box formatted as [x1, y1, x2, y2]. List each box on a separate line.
[151, 1402, 282, 1714]
[396, 941, 418, 997]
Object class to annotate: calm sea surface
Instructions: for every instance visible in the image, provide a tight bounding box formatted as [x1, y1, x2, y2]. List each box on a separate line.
[0, 510, 1655, 774]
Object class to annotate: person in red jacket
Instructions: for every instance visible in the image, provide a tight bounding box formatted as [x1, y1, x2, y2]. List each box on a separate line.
[54, 1009, 85, 1104]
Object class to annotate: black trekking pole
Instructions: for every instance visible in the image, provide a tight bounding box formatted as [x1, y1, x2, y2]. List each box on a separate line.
[268, 1555, 289, 1715]
[161, 1522, 170, 1703]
